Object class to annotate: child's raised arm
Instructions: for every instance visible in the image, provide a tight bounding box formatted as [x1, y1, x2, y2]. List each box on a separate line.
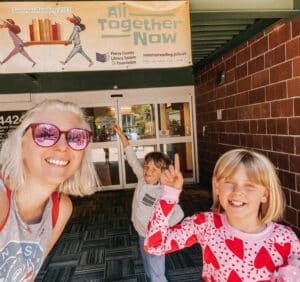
[112, 124, 129, 148]
[144, 154, 206, 255]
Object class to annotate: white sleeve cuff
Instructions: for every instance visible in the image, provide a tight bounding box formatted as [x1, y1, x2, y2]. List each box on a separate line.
[161, 185, 181, 202]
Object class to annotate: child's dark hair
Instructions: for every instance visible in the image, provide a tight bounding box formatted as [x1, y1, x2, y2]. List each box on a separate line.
[144, 152, 171, 171]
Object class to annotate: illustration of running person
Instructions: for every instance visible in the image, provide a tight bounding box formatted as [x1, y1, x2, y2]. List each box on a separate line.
[60, 14, 93, 67]
[0, 19, 36, 67]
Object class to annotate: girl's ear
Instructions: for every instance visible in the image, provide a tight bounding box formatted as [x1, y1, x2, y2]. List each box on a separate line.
[261, 195, 268, 203]
[261, 187, 269, 203]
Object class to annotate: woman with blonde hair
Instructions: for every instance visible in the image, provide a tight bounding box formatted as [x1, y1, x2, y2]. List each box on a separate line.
[0, 99, 99, 281]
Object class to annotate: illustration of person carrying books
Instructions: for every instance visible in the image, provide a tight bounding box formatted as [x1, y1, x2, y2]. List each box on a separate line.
[60, 14, 93, 67]
[0, 19, 36, 67]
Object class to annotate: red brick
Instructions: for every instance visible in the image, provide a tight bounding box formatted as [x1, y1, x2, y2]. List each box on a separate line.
[225, 108, 238, 120]
[269, 23, 291, 49]
[235, 63, 247, 80]
[226, 81, 237, 96]
[295, 98, 300, 115]
[259, 103, 270, 118]
[269, 152, 289, 170]
[270, 61, 292, 83]
[290, 155, 300, 173]
[252, 134, 264, 149]
[292, 15, 300, 37]
[243, 134, 254, 147]
[288, 77, 300, 97]
[267, 119, 276, 134]
[237, 76, 251, 92]
[225, 55, 236, 71]
[248, 55, 264, 75]
[289, 117, 300, 135]
[250, 119, 266, 134]
[291, 192, 300, 209]
[297, 174, 300, 191]
[216, 99, 224, 109]
[236, 47, 250, 65]
[226, 69, 235, 83]
[216, 85, 226, 98]
[266, 81, 287, 101]
[251, 36, 268, 58]
[276, 118, 288, 135]
[237, 120, 250, 133]
[252, 70, 269, 88]
[286, 37, 300, 59]
[272, 136, 294, 153]
[242, 104, 268, 119]
[271, 99, 294, 117]
[262, 135, 272, 150]
[249, 87, 265, 104]
[280, 171, 296, 190]
[284, 207, 297, 226]
[293, 57, 300, 77]
[265, 45, 285, 68]
[236, 91, 249, 106]
[267, 118, 288, 135]
[224, 95, 235, 108]
[225, 121, 237, 132]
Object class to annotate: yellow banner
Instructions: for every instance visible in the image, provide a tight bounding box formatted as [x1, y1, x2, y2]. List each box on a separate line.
[0, 1, 191, 73]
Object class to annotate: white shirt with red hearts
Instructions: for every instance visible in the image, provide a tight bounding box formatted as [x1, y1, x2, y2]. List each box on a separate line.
[145, 186, 300, 282]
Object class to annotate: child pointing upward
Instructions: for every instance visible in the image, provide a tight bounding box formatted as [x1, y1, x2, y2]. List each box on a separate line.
[113, 124, 184, 282]
[145, 149, 300, 281]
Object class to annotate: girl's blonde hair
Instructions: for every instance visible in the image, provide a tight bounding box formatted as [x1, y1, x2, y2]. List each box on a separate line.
[211, 148, 285, 224]
[0, 99, 100, 196]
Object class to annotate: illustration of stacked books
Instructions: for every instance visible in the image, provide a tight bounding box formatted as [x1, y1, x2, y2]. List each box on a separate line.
[26, 18, 69, 45]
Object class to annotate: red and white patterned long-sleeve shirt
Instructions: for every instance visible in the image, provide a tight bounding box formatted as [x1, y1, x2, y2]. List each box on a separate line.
[144, 186, 300, 282]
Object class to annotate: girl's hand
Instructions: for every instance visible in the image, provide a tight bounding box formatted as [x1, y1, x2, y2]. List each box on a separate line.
[160, 154, 183, 191]
[112, 123, 129, 147]
[112, 124, 122, 135]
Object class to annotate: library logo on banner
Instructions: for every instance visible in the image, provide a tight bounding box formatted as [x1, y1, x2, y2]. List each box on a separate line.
[96, 52, 110, 63]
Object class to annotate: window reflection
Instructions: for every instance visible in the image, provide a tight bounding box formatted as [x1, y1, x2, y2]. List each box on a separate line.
[160, 142, 193, 179]
[158, 103, 191, 137]
[92, 147, 120, 186]
[121, 104, 155, 140]
[85, 107, 116, 142]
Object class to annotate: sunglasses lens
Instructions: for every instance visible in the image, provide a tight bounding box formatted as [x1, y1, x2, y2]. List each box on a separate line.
[33, 124, 59, 147]
[66, 128, 90, 150]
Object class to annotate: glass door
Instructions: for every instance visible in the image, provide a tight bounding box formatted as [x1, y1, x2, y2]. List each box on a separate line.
[79, 87, 197, 190]
[116, 88, 196, 189]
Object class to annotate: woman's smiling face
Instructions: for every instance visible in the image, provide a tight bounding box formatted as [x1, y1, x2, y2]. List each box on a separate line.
[22, 109, 84, 188]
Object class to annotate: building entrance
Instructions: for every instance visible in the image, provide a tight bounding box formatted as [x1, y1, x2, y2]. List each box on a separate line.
[0, 86, 197, 190]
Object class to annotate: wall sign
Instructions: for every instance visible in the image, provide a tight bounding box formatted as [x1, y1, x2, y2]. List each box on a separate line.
[0, 1, 191, 74]
[0, 111, 24, 146]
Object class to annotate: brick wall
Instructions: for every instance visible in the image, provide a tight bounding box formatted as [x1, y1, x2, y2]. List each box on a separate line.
[194, 16, 300, 235]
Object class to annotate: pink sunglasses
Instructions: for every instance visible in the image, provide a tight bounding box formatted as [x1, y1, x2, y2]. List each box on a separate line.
[28, 123, 92, 151]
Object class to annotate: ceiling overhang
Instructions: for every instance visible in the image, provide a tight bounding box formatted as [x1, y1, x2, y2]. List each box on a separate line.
[189, 0, 300, 71]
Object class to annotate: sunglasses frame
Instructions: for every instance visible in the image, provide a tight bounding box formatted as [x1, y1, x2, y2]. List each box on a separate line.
[28, 123, 92, 151]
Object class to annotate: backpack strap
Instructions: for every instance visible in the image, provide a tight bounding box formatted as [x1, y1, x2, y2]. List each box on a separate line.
[51, 192, 59, 228]
[0, 189, 11, 232]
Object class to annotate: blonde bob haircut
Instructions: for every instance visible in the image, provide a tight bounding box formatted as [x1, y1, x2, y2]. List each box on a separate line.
[211, 148, 285, 224]
[0, 99, 100, 196]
